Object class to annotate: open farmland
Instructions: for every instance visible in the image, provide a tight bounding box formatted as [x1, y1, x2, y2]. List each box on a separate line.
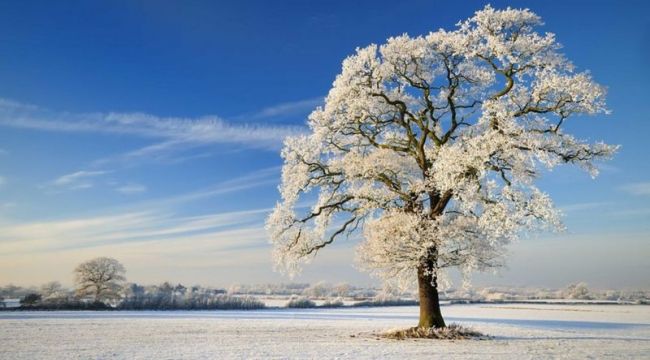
[1, 304, 648, 359]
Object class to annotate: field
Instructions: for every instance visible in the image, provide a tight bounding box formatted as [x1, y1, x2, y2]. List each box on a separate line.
[1, 304, 649, 359]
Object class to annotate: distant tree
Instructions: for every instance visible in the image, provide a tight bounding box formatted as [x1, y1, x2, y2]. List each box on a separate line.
[268, 5, 616, 329]
[286, 296, 317, 308]
[333, 283, 351, 297]
[21, 293, 42, 306]
[74, 257, 126, 303]
[563, 282, 592, 300]
[303, 281, 330, 298]
[40, 281, 68, 302]
[174, 284, 187, 296]
[0, 284, 31, 299]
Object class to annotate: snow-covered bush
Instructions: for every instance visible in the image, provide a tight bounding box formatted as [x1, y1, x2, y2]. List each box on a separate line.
[286, 296, 317, 308]
[119, 282, 263, 310]
[228, 283, 310, 296]
[562, 283, 592, 300]
[321, 298, 345, 308]
[353, 295, 418, 307]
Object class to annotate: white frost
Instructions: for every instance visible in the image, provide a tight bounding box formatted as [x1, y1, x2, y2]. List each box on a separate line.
[266, 5, 618, 291]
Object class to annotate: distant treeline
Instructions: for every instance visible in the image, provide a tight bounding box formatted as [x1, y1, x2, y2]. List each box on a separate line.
[226, 281, 650, 304]
[119, 283, 264, 310]
[2, 281, 649, 310]
[442, 283, 650, 304]
[0, 282, 264, 310]
[283, 295, 418, 308]
[351, 298, 419, 307]
[228, 282, 378, 298]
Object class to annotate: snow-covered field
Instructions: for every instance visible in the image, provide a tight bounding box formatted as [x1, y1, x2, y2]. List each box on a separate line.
[1, 304, 648, 359]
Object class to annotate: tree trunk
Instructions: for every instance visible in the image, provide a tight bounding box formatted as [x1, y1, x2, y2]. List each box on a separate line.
[417, 263, 446, 328]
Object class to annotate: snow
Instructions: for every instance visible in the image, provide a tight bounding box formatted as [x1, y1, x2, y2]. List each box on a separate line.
[1, 304, 649, 359]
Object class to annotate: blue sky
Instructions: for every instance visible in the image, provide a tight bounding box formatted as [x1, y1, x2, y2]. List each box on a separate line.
[0, 0, 648, 289]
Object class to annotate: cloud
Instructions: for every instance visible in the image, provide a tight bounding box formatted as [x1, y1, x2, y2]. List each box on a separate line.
[128, 166, 280, 209]
[0, 98, 306, 152]
[0, 207, 270, 255]
[91, 139, 209, 168]
[619, 182, 650, 196]
[558, 201, 611, 213]
[116, 183, 147, 194]
[54, 170, 108, 186]
[0, 167, 280, 257]
[596, 163, 620, 173]
[244, 97, 323, 121]
[51, 170, 110, 190]
[0, 97, 308, 170]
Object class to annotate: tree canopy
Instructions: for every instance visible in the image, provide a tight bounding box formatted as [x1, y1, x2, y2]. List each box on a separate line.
[74, 257, 126, 302]
[267, 5, 617, 293]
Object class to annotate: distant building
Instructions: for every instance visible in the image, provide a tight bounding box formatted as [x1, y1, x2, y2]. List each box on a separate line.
[0, 299, 21, 308]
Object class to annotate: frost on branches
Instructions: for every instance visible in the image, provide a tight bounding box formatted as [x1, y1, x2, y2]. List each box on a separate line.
[266, 6, 617, 293]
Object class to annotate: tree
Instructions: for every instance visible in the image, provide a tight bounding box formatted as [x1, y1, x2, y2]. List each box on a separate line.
[74, 257, 126, 303]
[563, 282, 592, 300]
[21, 293, 42, 307]
[267, 5, 617, 329]
[40, 281, 69, 303]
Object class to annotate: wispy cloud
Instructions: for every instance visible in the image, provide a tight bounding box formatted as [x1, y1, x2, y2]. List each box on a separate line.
[0, 207, 270, 255]
[0, 167, 282, 259]
[127, 166, 280, 209]
[559, 201, 611, 213]
[596, 163, 620, 173]
[91, 139, 208, 168]
[619, 182, 650, 196]
[115, 183, 147, 194]
[0, 167, 280, 252]
[51, 170, 110, 190]
[0, 98, 305, 152]
[243, 97, 323, 121]
[0, 97, 307, 170]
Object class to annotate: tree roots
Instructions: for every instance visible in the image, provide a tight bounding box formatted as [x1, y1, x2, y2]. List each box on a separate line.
[380, 324, 487, 340]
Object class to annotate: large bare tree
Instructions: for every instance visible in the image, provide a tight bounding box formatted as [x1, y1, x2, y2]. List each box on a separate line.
[74, 257, 126, 303]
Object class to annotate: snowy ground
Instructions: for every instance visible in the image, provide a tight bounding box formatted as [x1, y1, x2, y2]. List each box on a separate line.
[1, 304, 649, 359]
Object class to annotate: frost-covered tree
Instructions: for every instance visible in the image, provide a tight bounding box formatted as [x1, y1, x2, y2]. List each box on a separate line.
[74, 257, 126, 303]
[267, 5, 617, 328]
[563, 282, 592, 300]
[40, 281, 71, 303]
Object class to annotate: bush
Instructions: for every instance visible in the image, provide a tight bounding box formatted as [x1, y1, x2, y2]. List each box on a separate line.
[353, 296, 417, 307]
[286, 296, 317, 308]
[118, 291, 265, 310]
[16, 301, 111, 311]
[321, 298, 344, 308]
